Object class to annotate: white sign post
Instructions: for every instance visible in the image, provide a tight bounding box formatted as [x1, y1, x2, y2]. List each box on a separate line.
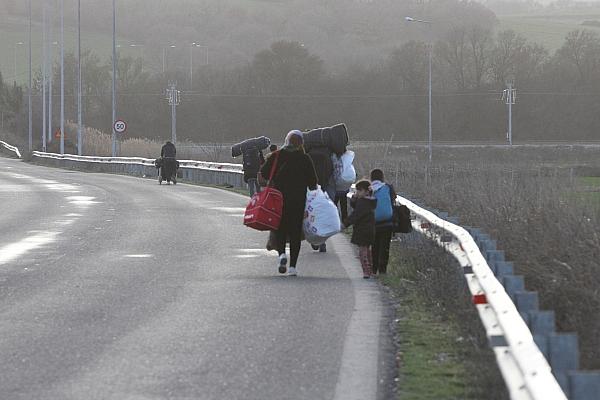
[114, 119, 127, 134]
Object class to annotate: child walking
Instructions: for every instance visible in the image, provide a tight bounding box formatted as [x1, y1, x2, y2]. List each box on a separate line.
[343, 180, 377, 279]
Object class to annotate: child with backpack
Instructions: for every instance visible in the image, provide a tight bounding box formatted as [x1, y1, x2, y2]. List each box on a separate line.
[370, 169, 397, 275]
[342, 179, 377, 279]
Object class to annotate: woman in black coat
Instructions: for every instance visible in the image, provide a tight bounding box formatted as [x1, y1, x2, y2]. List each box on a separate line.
[259, 130, 318, 276]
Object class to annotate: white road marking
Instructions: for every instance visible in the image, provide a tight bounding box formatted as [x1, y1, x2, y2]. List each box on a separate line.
[123, 254, 154, 258]
[0, 231, 60, 266]
[238, 248, 272, 255]
[330, 234, 382, 400]
[209, 207, 246, 214]
[232, 254, 260, 259]
[65, 196, 100, 207]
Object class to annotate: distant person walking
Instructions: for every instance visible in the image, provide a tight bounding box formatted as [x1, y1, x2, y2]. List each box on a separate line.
[159, 141, 178, 184]
[259, 130, 318, 276]
[371, 169, 397, 275]
[243, 148, 265, 197]
[343, 179, 377, 279]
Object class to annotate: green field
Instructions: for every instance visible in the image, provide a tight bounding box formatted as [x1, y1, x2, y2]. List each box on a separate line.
[498, 7, 600, 51]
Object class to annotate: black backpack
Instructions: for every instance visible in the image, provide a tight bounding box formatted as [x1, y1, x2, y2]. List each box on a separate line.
[392, 204, 412, 233]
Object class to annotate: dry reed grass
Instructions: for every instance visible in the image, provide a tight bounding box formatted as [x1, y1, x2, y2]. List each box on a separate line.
[353, 145, 600, 369]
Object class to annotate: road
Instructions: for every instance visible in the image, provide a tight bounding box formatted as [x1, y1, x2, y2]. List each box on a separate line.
[0, 157, 391, 400]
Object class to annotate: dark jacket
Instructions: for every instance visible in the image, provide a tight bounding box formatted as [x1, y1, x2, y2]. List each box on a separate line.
[307, 146, 333, 188]
[161, 142, 176, 158]
[242, 149, 265, 183]
[260, 148, 318, 228]
[344, 196, 377, 246]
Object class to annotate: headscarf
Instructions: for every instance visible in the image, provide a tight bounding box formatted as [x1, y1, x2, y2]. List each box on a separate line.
[283, 130, 304, 151]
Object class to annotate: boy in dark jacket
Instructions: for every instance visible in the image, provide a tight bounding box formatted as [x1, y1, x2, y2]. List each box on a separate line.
[343, 179, 377, 279]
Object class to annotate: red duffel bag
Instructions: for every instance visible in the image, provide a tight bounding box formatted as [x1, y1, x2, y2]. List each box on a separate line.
[243, 152, 283, 231]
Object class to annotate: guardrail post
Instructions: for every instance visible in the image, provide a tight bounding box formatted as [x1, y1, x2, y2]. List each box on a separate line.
[502, 275, 525, 301]
[494, 261, 514, 278]
[568, 371, 600, 400]
[549, 333, 579, 391]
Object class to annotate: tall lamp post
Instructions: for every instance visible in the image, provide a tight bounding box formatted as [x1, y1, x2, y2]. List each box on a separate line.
[405, 16, 433, 163]
[28, 0, 32, 152]
[162, 45, 176, 74]
[14, 42, 24, 80]
[190, 42, 207, 89]
[111, 0, 117, 157]
[130, 44, 144, 73]
[77, 0, 82, 155]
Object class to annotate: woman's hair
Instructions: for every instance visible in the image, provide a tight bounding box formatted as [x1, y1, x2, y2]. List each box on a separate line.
[355, 179, 371, 192]
[370, 168, 384, 182]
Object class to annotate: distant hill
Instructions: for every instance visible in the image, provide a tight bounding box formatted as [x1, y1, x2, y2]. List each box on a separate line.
[0, 0, 498, 79]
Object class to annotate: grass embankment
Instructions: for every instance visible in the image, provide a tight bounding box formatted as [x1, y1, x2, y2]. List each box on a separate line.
[382, 239, 508, 400]
[498, 7, 600, 51]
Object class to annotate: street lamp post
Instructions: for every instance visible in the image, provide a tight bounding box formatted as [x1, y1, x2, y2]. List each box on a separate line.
[405, 16, 433, 163]
[60, 0, 65, 155]
[130, 44, 144, 73]
[77, 0, 82, 155]
[112, 0, 117, 157]
[28, 0, 32, 152]
[14, 42, 24, 80]
[163, 45, 176, 74]
[190, 43, 207, 89]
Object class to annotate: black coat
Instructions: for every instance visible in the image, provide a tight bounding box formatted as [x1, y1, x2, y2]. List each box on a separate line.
[260, 148, 318, 229]
[344, 196, 377, 246]
[242, 149, 265, 183]
[307, 146, 333, 188]
[161, 142, 176, 158]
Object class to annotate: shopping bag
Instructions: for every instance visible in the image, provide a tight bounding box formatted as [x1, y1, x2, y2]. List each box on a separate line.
[244, 152, 283, 231]
[303, 186, 341, 245]
[332, 150, 356, 191]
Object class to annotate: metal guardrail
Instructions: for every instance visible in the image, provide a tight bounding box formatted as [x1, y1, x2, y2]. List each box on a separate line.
[0, 140, 22, 158]
[396, 195, 566, 400]
[30, 151, 245, 189]
[393, 194, 600, 400]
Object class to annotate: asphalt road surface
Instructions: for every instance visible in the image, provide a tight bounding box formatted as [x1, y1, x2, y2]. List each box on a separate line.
[0, 157, 391, 400]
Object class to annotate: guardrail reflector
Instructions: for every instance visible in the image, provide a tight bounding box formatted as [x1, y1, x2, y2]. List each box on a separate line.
[472, 294, 488, 304]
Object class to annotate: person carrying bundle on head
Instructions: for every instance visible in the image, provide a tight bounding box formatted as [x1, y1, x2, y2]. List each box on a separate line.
[158, 140, 178, 185]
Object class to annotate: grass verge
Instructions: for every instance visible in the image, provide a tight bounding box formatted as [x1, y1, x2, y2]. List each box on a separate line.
[381, 237, 509, 400]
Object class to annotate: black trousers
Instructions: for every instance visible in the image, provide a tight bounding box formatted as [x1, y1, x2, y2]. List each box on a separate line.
[373, 228, 392, 274]
[334, 191, 349, 221]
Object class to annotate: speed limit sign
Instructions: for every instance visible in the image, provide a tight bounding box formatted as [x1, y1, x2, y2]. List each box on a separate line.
[113, 119, 127, 134]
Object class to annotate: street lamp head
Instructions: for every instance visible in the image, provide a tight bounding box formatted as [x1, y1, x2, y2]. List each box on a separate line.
[16, 41, 24, 45]
[405, 16, 415, 22]
[170, 45, 176, 48]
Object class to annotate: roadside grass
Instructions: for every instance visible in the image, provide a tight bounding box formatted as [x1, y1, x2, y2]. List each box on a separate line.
[382, 239, 508, 400]
[353, 144, 600, 370]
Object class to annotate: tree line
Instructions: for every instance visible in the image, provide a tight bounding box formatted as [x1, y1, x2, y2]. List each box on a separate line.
[2, 27, 600, 147]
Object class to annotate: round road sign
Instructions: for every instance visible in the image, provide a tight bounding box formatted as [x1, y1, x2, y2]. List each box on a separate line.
[114, 119, 127, 134]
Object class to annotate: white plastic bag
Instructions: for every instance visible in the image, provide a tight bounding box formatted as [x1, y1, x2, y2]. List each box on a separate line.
[332, 150, 356, 191]
[303, 186, 341, 245]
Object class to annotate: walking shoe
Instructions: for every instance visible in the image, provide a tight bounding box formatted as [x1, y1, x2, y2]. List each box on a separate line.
[278, 254, 288, 274]
[319, 243, 327, 253]
[311, 244, 319, 251]
[363, 275, 370, 279]
[288, 267, 297, 276]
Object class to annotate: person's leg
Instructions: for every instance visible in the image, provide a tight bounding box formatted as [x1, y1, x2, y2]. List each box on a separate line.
[288, 226, 302, 268]
[248, 178, 257, 197]
[378, 229, 393, 274]
[275, 226, 288, 273]
[358, 246, 372, 278]
[372, 231, 382, 275]
[339, 191, 348, 221]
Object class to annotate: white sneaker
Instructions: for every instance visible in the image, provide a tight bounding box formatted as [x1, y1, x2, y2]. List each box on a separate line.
[278, 254, 287, 274]
[287, 267, 297, 276]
